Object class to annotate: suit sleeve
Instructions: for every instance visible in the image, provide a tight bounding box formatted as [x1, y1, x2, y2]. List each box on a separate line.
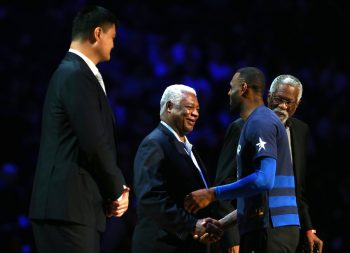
[133, 138, 197, 240]
[295, 123, 313, 230]
[62, 70, 125, 200]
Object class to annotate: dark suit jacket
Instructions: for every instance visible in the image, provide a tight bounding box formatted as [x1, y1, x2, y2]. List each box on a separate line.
[288, 117, 313, 231]
[132, 123, 213, 253]
[213, 117, 313, 249]
[213, 118, 244, 250]
[29, 52, 125, 232]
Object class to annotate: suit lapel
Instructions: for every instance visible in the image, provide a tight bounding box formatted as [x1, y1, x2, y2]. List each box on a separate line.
[158, 124, 209, 187]
[288, 119, 301, 182]
[67, 52, 117, 151]
[191, 146, 210, 186]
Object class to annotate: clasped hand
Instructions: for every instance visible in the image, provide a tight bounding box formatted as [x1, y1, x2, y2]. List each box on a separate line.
[184, 188, 216, 214]
[105, 185, 130, 217]
[193, 218, 223, 244]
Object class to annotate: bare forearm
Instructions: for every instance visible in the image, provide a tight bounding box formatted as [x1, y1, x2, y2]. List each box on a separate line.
[219, 209, 237, 230]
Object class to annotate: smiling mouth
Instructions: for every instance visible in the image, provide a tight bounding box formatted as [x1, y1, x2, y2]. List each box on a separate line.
[186, 119, 196, 125]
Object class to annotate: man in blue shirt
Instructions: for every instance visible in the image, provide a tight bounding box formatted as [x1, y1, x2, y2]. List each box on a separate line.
[184, 67, 300, 252]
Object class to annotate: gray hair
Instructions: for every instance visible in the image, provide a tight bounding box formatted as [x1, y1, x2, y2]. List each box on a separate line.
[269, 74, 303, 101]
[160, 84, 197, 115]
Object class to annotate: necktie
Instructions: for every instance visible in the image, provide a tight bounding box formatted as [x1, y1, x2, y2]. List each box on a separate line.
[286, 126, 293, 164]
[184, 144, 208, 188]
[95, 71, 107, 95]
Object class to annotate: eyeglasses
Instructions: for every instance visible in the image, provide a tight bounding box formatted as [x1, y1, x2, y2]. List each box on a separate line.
[270, 96, 297, 107]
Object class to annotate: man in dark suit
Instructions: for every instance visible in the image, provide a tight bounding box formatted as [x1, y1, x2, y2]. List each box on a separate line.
[132, 84, 223, 253]
[267, 74, 323, 253]
[29, 6, 129, 253]
[213, 74, 323, 253]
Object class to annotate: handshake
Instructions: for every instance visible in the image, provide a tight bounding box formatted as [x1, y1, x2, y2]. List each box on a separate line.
[185, 189, 238, 245]
[193, 217, 224, 244]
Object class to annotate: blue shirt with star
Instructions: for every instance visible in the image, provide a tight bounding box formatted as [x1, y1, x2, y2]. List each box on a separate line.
[236, 105, 299, 234]
[237, 105, 290, 178]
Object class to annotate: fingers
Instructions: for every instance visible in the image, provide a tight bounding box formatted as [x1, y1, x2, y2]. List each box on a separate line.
[205, 217, 222, 228]
[184, 194, 199, 214]
[193, 218, 223, 244]
[198, 231, 220, 244]
[315, 239, 323, 253]
[111, 199, 129, 217]
[199, 232, 209, 241]
[184, 190, 210, 214]
[228, 245, 240, 253]
[106, 185, 130, 218]
[113, 206, 128, 217]
[118, 185, 130, 201]
[194, 232, 219, 244]
[106, 201, 128, 217]
[309, 243, 314, 253]
[206, 222, 223, 238]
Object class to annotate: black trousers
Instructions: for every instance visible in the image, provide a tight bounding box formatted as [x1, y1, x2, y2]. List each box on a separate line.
[32, 219, 100, 253]
[240, 226, 300, 253]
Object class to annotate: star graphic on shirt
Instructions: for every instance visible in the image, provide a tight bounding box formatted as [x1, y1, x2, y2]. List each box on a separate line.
[256, 137, 267, 152]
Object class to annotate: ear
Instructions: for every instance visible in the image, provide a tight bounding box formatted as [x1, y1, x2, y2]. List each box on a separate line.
[241, 82, 248, 94]
[93, 27, 103, 41]
[267, 92, 272, 103]
[166, 101, 173, 112]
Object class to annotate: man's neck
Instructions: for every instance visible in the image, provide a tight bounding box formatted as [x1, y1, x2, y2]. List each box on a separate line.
[70, 41, 99, 65]
[161, 120, 186, 142]
[240, 99, 264, 120]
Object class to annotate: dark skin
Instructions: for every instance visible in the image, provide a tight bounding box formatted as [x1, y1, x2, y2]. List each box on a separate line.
[267, 83, 323, 253]
[161, 92, 200, 141]
[160, 91, 224, 243]
[184, 72, 264, 214]
[267, 84, 300, 124]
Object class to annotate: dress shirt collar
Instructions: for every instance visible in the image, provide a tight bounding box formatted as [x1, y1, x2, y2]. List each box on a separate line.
[160, 121, 192, 152]
[68, 48, 99, 76]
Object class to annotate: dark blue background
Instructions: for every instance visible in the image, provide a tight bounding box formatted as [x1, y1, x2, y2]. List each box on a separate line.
[1, 0, 349, 252]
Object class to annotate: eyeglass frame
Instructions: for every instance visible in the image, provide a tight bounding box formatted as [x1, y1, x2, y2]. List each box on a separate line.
[270, 95, 298, 107]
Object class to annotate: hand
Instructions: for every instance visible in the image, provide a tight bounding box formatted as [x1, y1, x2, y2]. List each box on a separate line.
[228, 245, 240, 253]
[184, 188, 216, 214]
[306, 232, 323, 253]
[193, 218, 223, 244]
[106, 185, 130, 217]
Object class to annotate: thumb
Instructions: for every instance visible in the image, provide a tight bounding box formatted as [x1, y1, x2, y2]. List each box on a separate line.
[123, 185, 130, 195]
[117, 186, 130, 201]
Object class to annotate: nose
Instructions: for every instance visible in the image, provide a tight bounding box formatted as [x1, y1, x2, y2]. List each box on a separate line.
[192, 108, 199, 117]
[278, 102, 288, 110]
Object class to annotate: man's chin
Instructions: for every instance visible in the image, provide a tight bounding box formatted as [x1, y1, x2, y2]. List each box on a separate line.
[184, 125, 195, 134]
[279, 116, 287, 125]
[230, 106, 239, 114]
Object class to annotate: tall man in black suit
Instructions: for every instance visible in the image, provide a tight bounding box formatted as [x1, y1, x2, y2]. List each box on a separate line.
[29, 6, 129, 253]
[267, 74, 323, 253]
[132, 84, 223, 253]
[213, 74, 323, 253]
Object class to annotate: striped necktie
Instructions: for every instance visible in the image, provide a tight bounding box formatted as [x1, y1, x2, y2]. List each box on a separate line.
[95, 71, 106, 95]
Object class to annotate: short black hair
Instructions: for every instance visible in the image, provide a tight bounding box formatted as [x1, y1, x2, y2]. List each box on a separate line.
[71, 5, 118, 41]
[237, 66, 266, 94]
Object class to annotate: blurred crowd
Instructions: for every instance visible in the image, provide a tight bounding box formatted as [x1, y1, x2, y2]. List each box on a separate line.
[1, 0, 349, 252]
